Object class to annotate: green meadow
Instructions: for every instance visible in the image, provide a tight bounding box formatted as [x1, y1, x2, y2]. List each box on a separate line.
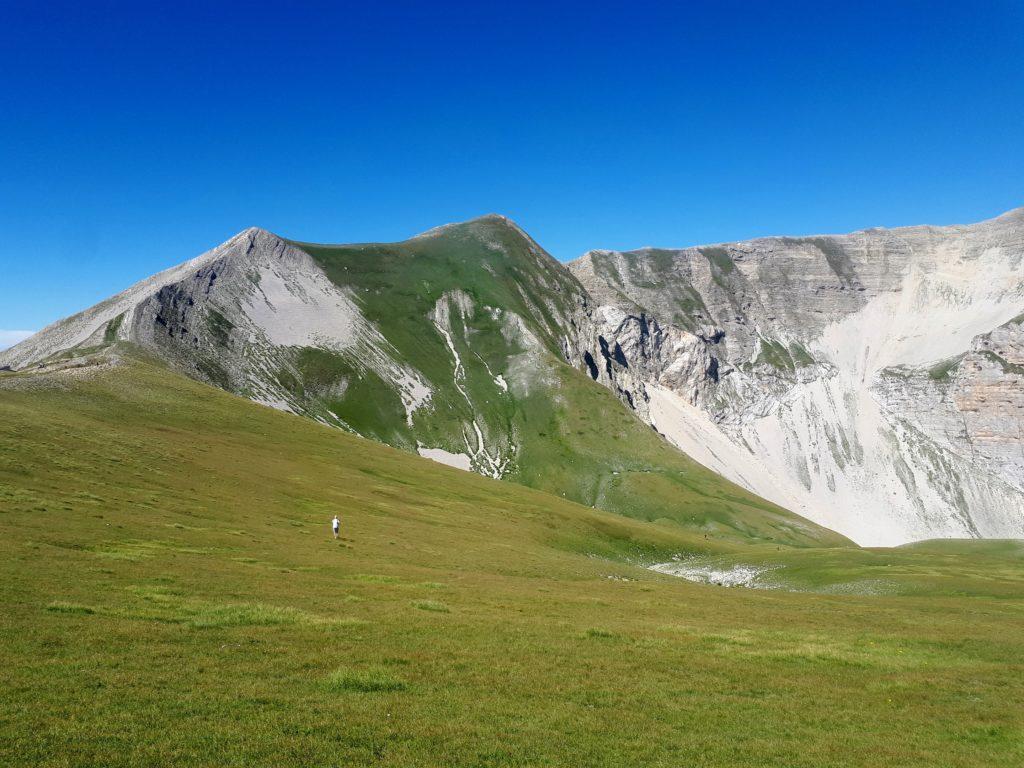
[2, 354, 1023, 766]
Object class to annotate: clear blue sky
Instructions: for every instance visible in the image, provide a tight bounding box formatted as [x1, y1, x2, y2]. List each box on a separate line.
[2, 1, 1023, 338]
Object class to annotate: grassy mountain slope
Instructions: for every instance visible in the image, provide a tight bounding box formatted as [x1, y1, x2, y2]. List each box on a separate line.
[294, 217, 840, 546]
[2, 354, 1023, 766]
[291, 216, 587, 454]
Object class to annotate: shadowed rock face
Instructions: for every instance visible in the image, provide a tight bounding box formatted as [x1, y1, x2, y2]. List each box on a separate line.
[568, 208, 1024, 545]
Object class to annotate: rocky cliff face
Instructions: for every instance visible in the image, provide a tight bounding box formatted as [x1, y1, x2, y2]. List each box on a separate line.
[874, 314, 1024, 503]
[568, 208, 1024, 545]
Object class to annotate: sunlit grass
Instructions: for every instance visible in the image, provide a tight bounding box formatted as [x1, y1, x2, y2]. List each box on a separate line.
[2, 355, 1023, 766]
[322, 666, 407, 693]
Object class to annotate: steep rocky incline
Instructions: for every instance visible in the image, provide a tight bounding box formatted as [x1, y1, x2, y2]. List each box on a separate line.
[1, 227, 437, 426]
[874, 314, 1024, 499]
[568, 208, 1024, 545]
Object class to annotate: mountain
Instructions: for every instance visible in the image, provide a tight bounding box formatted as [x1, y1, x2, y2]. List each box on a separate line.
[7, 208, 1024, 546]
[0, 216, 836, 547]
[569, 208, 1024, 545]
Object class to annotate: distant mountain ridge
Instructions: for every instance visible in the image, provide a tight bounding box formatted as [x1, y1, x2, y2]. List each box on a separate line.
[5, 208, 1024, 545]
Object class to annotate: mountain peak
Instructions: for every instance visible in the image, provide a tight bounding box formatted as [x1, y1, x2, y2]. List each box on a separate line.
[230, 226, 286, 245]
[412, 213, 525, 241]
[467, 213, 518, 227]
[8, 207, 1024, 547]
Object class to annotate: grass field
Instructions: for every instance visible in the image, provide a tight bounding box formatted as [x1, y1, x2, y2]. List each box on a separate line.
[2, 353, 1023, 766]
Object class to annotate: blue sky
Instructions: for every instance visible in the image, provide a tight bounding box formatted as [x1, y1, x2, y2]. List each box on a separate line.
[2, 1, 1023, 342]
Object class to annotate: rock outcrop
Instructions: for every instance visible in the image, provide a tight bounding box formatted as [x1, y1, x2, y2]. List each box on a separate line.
[568, 208, 1024, 544]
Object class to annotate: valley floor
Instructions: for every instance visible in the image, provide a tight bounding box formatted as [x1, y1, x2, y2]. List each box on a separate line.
[2, 358, 1023, 766]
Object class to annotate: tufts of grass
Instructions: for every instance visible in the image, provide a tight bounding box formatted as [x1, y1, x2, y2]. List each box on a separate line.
[91, 539, 223, 562]
[583, 627, 617, 639]
[701, 246, 735, 279]
[188, 603, 362, 629]
[189, 603, 314, 628]
[125, 585, 183, 603]
[321, 666, 407, 693]
[754, 337, 797, 372]
[929, 354, 965, 381]
[347, 573, 401, 584]
[48, 589, 368, 630]
[103, 313, 125, 344]
[412, 599, 450, 613]
[45, 601, 96, 615]
[979, 350, 1024, 376]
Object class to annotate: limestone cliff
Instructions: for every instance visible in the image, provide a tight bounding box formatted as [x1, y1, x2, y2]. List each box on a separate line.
[567, 208, 1024, 544]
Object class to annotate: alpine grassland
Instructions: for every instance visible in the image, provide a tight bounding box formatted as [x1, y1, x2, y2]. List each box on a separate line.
[2, 352, 1023, 766]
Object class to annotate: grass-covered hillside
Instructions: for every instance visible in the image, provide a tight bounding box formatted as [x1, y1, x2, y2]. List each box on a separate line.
[2, 354, 1023, 766]
[290, 216, 589, 454]
[295, 218, 839, 545]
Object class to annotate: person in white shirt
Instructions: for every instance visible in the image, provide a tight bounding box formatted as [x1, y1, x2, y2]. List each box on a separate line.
[332, 515, 340, 540]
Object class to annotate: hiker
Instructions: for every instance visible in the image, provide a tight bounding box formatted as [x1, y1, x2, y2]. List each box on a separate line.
[332, 515, 340, 540]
